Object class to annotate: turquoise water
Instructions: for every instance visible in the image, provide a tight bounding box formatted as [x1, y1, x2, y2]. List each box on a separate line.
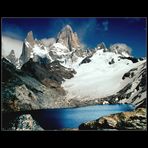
[31, 104, 135, 129]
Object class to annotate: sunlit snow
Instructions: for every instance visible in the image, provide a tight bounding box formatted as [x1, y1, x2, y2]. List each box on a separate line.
[62, 50, 145, 100]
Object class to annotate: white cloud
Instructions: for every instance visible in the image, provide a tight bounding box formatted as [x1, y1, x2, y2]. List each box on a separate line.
[110, 43, 132, 55]
[41, 38, 56, 47]
[2, 23, 25, 40]
[76, 19, 97, 40]
[2, 35, 23, 58]
[102, 21, 109, 31]
[76, 19, 98, 48]
[96, 20, 109, 32]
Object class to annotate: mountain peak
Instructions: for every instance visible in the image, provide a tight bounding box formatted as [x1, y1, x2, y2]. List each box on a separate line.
[27, 30, 33, 37]
[26, 31, 34, 44]
[63, 25, 72, 31]
[9, 49, 15, 55]
[6, 49, 17, 65]
[97, 42, 107, 51]
[109, 43, 131, 57]
[56, 25, 81, 51]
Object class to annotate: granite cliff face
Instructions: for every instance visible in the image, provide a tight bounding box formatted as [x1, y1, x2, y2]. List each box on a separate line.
[19, 31, 35, 66]
[56, 25, 81, 51]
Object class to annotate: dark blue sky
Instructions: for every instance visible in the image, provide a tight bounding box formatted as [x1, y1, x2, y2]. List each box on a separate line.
[2, 17, 147, 57]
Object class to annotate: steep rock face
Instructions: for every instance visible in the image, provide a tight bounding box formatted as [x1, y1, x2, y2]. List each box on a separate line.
[2, 57, 17, 82]
[19, 31, 35, 66]
[6, 50, 18, 65]
[19, 31, 50, 67]
[21, 59, 76, 92]
[19, 26, 87, 69]
[26, 31, 35, 46]
[2, 58, 70, 112]
[56, 25, 81, 51]
[79, 108, 146, 130]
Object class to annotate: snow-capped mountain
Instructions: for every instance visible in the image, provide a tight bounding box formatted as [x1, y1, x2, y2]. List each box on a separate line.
[19, 25, 87, 68]
[62, 48, 146, 101]
[109, 43, 132, 57]
[2, 24, 146, 109]
[19, 31, 50, 67]
[2, 24, 147, 131]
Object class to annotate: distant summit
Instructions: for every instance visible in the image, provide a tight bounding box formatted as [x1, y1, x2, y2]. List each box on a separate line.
[6, 50, 16, 63]
[6, 49, 19, 67]
[18, 26, 138, 68]
[109, 43, 132, 57]
[56, 25, 81, 51]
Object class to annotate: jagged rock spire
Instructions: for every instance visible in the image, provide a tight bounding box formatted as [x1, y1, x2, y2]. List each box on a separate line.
[19, 31, 35, 66]
[56, 25, 81, 51]
[26, 31, 35, 46]
[6, 49, 17, 65]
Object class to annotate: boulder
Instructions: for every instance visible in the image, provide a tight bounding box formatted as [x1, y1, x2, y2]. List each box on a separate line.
[79, 108, 146, 130]
[2, 114, 44, 131]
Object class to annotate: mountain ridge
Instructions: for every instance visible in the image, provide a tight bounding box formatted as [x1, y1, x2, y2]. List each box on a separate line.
[2, 24, 147, 130]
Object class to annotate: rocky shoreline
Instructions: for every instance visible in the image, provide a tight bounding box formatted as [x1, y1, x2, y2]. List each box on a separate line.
[79, 108, 146, 131]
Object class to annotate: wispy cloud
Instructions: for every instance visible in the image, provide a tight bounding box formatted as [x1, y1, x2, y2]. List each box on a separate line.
[2, 35, 23, 58]
[2, 24, 25, 40]
[96, 20, 109, 32]
[102, 21, 109, 31]
[75, 18, 97, 43]
[46, 18, 74, 37]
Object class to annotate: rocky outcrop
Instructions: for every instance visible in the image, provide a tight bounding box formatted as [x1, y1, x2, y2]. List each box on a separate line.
[21, 59, 76, 86]
[109, 43, 131, 57]
[2, 58, 72, 113]
[79, 108, 146, 130]
[117, 61, 146, 108]
[56, 25, 81, 51]
[108, 58, 115, 65]
[2, 114, 43, 131]
[97, 42, 107, 52]
[79, 55, 92, 65]
[119, 56, 139, 63]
